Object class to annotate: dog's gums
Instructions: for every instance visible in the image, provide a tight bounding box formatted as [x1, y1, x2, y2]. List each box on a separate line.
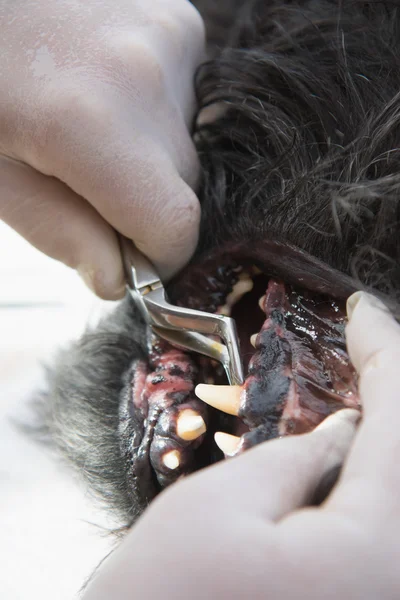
[119, 253, 360, 506]
[36, 0, 400, 530]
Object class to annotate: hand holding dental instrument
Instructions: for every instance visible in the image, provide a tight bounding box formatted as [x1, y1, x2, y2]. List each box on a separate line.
[120, 237, 244, 386]
[0, 0, 204, 299]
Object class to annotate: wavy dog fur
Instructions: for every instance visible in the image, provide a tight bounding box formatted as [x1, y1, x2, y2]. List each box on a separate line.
[36, 0, 400, 530]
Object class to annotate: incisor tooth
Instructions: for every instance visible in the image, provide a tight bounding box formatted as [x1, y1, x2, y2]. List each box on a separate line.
[195, 384, 242, 416]
[176, 409, 206, 441]
[250, 333, 258, 348]
[162, 450, 180, 470]
[215, 432, 241, 456]
[258, 295, 266, 310]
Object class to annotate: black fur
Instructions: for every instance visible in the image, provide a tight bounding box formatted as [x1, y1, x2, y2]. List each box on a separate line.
[37, 0, 400, 531]
[35, 300, 148, 528]
[194, 0, 400, 299]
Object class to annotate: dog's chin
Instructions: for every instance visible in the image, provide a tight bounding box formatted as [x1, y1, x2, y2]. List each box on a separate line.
[119, 237, 361, 505]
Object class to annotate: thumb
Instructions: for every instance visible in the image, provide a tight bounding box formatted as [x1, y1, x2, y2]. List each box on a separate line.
[168, 408, 360, 523]
[0, 156, 125, 300]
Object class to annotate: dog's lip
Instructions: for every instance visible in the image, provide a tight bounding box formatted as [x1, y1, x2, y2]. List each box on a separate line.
[168, 238, 360, 309]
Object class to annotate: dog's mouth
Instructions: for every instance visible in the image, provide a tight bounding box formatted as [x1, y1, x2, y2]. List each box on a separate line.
[119, 240, 360, 504]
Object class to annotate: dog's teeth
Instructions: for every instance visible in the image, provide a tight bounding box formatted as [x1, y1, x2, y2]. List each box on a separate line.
[250, 333, 258, 348]
[251, 266, 262, 276]
[215, 432, 241, 456]
[176, 409, 206, 441]
[258, 295, 266, 310]
[218, 304, 231, 316]
[226, 278, 254, 308]
[162, 450, 180, 470]
[195, 384, 242, 416]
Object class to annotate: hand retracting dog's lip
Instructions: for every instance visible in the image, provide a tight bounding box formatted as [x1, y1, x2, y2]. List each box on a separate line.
[119, 236, 244, 385]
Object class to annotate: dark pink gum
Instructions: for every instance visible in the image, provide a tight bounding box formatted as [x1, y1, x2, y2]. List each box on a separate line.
[237, 280, 360, 453]
[129, 335, 208, 488]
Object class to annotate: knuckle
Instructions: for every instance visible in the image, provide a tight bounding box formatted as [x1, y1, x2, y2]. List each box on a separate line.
[109, 35, 165, 91]
[174, 1, 205, 38]
[152, 5, 205, 53]
[44, 85, 109, 136]
[164, 186, 200, 233]
[181, 188, 201, 217]
[155, 13, 182, 40]
[21, 85, 110, 167]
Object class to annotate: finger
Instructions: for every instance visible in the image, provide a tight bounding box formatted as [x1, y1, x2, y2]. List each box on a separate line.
[345, 290, 395, 373]
[327, 292, 400, 522]
[19, 87, 201, 281]
[171, 409, 359, 522]
[0, 155, 125, 300]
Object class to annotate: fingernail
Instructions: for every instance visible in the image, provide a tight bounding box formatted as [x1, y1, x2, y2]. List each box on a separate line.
[314, 409, 361, 432]
[77, 265, 126, 300]
[346, 291, 364, 321]
[77, 265, 97, 295]
[346, 291, 388, 321]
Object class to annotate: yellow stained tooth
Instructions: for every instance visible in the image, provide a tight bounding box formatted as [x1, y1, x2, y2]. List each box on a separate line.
[226, 279, 254, 307]
[238, 270, 251, 280]
[258, 295, 266, 310]
[195, 384, 242, 416]
[218, 304, 231, 316]
[250, 333, 258, 348]
[162, 450, 180, 470]
[176, 409, 206, 441]
[215, 432, 241, 456]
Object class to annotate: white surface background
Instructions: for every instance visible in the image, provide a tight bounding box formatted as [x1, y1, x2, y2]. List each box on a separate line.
[0, 222, 116, 599]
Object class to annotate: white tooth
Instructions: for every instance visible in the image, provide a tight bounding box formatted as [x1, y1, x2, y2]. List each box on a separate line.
[215, 432, 241, 456]
[218, 304, 231, 316]
[176, 410, 206, 441]
[250, 333, 258, 348]
[195, 384, 242, 416]
[226, 279, 254, 308]
[162, 450, 180, 470]
[258, 295, 266, 311]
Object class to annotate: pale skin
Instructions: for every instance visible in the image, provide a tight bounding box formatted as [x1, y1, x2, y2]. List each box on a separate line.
[83, 291, 400, 599]
[0, 0, 205, 298]
[2, 3, 399, 595]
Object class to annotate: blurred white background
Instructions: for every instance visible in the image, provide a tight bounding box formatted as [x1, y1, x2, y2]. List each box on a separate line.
[0, 222, 116, 599]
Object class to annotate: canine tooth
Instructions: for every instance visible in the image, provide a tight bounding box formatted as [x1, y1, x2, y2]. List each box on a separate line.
[214, 432, 241, 456]
[176, 409, 206, 441]
[250, 333, 258, 348]
[162, 450, 180, 470]
[258, 295, 266, 310]
[195, 384, 242, 416]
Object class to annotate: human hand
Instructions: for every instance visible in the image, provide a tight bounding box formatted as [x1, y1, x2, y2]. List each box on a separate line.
[0, 0, 204, 298]
[83, 291, 400, 599]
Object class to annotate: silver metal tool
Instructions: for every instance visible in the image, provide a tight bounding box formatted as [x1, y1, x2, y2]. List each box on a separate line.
[120, 237, 244, 386]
